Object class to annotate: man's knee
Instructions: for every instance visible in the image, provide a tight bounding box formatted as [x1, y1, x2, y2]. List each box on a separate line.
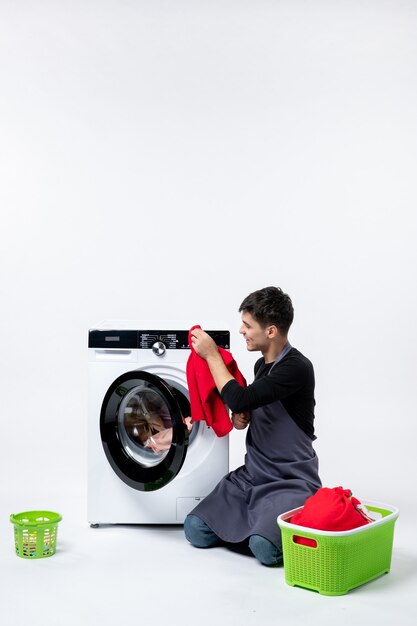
[248, 534, 283, 566]
[184, 514, 222, 548]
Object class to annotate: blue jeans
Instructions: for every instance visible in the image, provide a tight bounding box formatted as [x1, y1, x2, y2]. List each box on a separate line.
[184, 514, 283, 567]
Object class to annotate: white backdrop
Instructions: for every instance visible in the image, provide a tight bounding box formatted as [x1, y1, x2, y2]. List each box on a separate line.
[1, 0, 416, 522]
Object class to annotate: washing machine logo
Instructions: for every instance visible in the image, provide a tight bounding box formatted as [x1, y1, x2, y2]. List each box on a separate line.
[115, 385, 129, 398]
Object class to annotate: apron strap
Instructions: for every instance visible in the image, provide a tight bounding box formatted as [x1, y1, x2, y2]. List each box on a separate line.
[269, 342, 292, 373]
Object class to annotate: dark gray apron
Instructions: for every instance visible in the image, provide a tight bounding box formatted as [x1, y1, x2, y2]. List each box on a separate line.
[190, 344, 321, 548]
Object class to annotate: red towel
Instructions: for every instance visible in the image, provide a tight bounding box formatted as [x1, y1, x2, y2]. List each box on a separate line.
[290, 487, 371, 546]
[186, 325, 246, 437]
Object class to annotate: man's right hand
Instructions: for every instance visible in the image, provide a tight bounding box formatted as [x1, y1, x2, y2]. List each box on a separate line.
[232, 411, 251, 430]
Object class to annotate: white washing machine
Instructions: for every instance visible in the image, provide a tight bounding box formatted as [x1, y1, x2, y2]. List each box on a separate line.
[88, 321, 230, 526]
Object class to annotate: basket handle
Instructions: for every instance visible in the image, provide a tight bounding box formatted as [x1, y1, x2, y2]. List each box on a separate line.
[292, 534, 317, 548]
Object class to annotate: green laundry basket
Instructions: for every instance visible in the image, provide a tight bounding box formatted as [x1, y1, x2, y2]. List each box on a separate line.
[277, 501, 399, 595]
[10, 511, 62, 559]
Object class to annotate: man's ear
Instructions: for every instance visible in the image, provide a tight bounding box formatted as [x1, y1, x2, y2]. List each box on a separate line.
[266, 325, 279, 339]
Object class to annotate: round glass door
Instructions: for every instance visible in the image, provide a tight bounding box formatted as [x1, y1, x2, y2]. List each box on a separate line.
[100, 371, 190, 491]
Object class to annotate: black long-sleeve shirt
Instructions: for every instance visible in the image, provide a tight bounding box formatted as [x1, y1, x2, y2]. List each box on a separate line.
[220, 347, 316, 440]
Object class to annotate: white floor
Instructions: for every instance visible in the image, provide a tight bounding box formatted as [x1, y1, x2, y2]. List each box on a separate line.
[1, 480, 416, 626]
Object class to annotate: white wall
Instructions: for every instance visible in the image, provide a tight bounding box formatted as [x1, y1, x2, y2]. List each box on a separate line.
[1, 0, 416, 516]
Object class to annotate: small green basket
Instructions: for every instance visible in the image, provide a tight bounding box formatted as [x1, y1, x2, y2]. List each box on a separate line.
[10, 511, 63, 559]
[278, 500, 399, 595]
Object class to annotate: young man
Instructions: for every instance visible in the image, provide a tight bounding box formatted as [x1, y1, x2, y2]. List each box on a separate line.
[184, 286, 321, 566]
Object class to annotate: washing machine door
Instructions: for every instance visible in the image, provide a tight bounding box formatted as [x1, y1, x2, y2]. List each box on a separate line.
[100, 371, 190, 491]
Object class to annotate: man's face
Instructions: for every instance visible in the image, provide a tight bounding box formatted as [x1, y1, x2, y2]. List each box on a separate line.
[239, 311, 270, 352]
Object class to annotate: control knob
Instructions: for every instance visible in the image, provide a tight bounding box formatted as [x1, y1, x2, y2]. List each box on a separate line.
[152, 341, 166, 356]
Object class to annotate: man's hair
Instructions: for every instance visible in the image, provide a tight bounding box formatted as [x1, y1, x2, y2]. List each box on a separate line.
[238, 286, 294, 336]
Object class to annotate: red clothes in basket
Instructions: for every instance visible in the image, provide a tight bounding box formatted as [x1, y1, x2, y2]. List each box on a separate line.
[186, 325, 246, 437]
[291, 487, 373, 546]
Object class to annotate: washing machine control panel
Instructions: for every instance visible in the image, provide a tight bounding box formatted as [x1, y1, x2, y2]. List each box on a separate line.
[139, 330, 230, 350]
[140, 332, 183, 349]
[89, 329, 230, 350]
